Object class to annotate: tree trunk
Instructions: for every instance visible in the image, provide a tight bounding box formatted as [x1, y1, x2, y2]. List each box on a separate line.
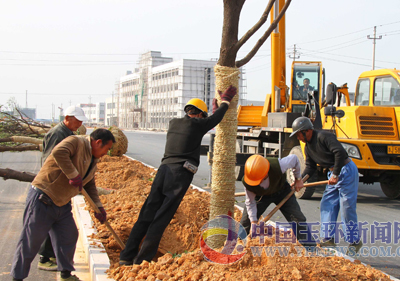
[0, 145, 41, 152]
[0, 136, 43, 145]
[218, 0, 244, 67]
[207, 0, 244, 248]
[0, 168, 36, 182]
[209, 66, 240, 219]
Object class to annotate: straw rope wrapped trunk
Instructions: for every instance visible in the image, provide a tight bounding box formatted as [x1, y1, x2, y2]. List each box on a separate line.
[209, 65, 240, 221]
[207, 0, 291, 248]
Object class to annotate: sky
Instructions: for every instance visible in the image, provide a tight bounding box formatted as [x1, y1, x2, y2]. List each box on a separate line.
[1, 0, 399, 119]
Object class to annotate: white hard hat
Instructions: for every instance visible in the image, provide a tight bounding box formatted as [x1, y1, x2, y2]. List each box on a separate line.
[64, 106, 88, 121]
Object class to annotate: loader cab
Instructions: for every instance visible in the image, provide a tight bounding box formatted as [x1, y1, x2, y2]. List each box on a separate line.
[354, 69, 400, 106]
[289, 61, 324, 114]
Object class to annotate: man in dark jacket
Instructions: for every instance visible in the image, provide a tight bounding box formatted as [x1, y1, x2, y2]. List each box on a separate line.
[119, 86, 237, 265]
[38, 105, 88, 271]
[290, 116, 362, 255]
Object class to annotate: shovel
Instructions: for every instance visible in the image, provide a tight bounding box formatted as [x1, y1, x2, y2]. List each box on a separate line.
[81, 189, 125, 250]
[261, 180, 329, 222]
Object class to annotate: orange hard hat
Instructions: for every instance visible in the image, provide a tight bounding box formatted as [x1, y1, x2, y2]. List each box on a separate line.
[244, 155, 270, 186]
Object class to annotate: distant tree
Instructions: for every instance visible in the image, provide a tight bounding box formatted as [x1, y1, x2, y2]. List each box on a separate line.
[6, 97, 20, 111]
[210, 0, 292, 241]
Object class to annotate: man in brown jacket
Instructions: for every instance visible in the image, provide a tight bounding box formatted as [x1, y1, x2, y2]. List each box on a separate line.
[11, 129, 115, 281]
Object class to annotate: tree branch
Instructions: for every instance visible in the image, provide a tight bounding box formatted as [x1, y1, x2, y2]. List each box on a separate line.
[0, 168, 36, 182]
[235, 0, 275, 50]
[0, 145, 40, 152]
[235, 0, 292, 68]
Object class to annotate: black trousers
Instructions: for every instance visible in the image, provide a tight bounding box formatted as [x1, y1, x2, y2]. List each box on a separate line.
[120, 163, 194, 264]
[38, 235, 55, 258]
[240, 183, 316, 246]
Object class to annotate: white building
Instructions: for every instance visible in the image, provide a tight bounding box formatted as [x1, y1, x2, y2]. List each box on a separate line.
[14, 107, 36, 120]
[113, 51, 247, 130]
[105, 96, 118, 127]
[77, 103, 105, 126]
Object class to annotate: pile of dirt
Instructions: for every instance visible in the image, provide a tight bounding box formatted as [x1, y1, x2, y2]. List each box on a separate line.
[88, 155, 391, 281]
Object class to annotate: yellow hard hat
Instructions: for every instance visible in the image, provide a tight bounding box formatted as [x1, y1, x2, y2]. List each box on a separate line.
[184, 98, 208, 117]
[244, 155, 270, 186]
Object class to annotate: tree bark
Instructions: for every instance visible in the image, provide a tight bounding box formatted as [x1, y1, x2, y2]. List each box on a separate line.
[0, 136, 42, 145]
[217, 0, 245, 67]
[0, 168, 35, 182]
[0, 145, 41, 152]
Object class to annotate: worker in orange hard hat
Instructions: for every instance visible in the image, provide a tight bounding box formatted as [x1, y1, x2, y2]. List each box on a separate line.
[240, 154, 316, 247]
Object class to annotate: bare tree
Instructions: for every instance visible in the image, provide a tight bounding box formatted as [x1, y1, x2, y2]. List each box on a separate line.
[210, 0, 292, 235]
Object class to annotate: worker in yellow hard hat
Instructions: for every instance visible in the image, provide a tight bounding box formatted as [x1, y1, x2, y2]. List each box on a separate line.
[120, 86, 237, 265]
[240, 154, 316, 247]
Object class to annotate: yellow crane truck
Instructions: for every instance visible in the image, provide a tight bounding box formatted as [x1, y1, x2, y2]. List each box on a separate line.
[205, 0, 400, 199]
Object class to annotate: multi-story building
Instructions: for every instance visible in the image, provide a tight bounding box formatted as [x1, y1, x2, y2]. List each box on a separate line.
[105, 95, 118, 127]
[77, 103, 105, 127]
[14, 107, 36, 120]
[114, 51, 247, 130]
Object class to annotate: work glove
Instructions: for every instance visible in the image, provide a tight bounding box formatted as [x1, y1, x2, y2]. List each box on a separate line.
[212, 98, 219, 114]
[95, 207, 107, 224]
[219, 85, 237, 103]
[69, 175, 83, 191]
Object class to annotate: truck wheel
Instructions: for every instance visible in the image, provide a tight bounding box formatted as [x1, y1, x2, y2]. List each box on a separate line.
[286, 146, 316, 199]
[380, 180, 400, 199]
[234, 139, 244, 181]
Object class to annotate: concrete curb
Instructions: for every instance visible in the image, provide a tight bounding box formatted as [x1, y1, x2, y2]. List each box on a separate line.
[73, 195, 112, 281]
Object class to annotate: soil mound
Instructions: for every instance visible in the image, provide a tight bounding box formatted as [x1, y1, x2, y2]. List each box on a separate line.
[88, 155, 391, 281]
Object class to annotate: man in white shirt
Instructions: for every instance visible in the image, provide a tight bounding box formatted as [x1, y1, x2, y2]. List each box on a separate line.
[240, 154, 315, 247]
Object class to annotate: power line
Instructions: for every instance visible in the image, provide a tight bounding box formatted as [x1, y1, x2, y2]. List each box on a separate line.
[301, 47, 400, 65]
[296, 27, 371, 45]
[296, 20, 400, 45]
[0, 63, 135, 66]
[301, 40, 368, 57]
[301, 53, 383, 68]
[0, 92, 110, 96]
[0, 58, 136, 63]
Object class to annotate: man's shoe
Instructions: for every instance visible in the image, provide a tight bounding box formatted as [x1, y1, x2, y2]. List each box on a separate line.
[38, 260, 58, 271]
[119, 260, 133, 266]
[319, 238, 336, 247]
[346, 240, 363, 256]
[49, 257, 57, 264]
[61, 275, 82, 281]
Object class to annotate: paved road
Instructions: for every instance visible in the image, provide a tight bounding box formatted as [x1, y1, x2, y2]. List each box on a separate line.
[123, 130, 400, 279]
[0, 151, 58, 281]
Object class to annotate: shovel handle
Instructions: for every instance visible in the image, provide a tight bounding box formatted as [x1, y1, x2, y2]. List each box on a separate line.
[234, 179, 328, 197]
[261, 180, 329, 223]
[81, 189, 125, 250]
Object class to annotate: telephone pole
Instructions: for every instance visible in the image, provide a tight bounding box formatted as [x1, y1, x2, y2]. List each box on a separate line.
[288, 44, 301, 61]
[89, 96, 92, 127]
[367, 26, 382, 70]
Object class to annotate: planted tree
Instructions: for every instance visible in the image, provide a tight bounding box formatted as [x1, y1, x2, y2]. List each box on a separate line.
[210, 0, 292, 242]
